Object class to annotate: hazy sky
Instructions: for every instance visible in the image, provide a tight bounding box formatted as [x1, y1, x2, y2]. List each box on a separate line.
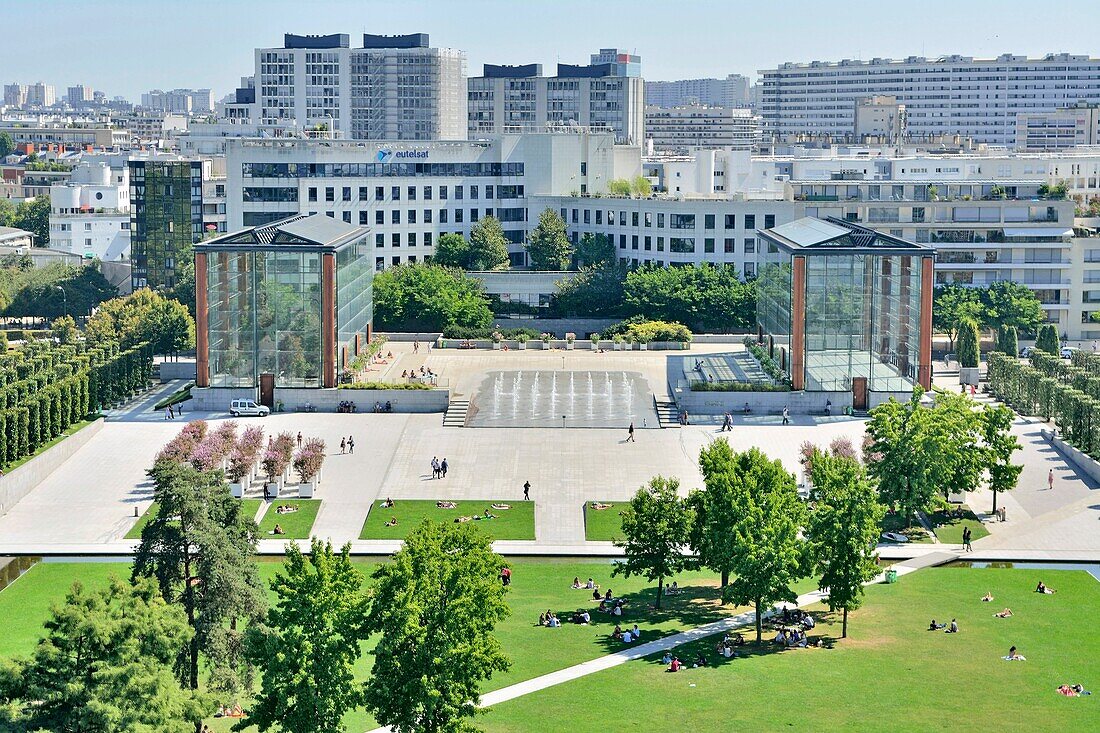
[5, 0, 1099, 100]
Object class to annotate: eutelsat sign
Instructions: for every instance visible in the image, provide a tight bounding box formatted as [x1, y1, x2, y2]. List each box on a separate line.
[376, 149, 429, 162]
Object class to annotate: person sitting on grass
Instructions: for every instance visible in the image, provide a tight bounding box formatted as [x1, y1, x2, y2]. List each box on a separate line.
[581, 610, 591, 624]
[382, 497, 395, 508]
[692, 652, 708, 668]
[547, 613, 561, 628]
[271, 524, 285, 535]
[586, 578, 597, 590]
[946, 619, 959, 633]
[668, 656, 682, 672]
[605, 588, 613, 601]
[802, 614, 816, 630]
[612, 624, 623, 641]
[622, 629, 634, 643]
[384, 517, 398, 527]
[1036, 581, 1057, 594]
[981, 591, 994, 602]
[774, 629, 788, 645]
[929, 619, 946, 631]
[661, 651, 673, 665]
[1004, 645, 1025, 661]
[1057, 684, 1091, 696]
[612, 602, 623, 618]
[598, 600, 609, 613]
[572, 577, 582, 589]
[538, 613, 546, 626]
[631, 623, 641, 639]
[436, 500, 457, 509]
[593, 588, 603, 601]
[666, 581, 680, 595]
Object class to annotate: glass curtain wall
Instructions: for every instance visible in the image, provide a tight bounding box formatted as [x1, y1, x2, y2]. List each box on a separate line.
[206, 251, 256, 388]
[756, 238, 792, 371]
[336, 235, 373, 368]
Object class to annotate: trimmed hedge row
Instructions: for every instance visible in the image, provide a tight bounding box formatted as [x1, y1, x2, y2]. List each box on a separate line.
[743, 336, 791, 386]
[0, 338, 152, 467]
[689, 380, 790, 392]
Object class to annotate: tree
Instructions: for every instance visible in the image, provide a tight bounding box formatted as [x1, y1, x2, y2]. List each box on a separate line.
[623, 263, 755, 332]
[364, 520, 510, 733]
[240, 540, 370, 733]
[997, 325, 1019, 356]
[956, 317, 980, 368]
[13, 196, 50, 245]
[0, 577, 212, 733]
[688, 439, 742, 589]
[932, 284, 985, 349]
[613, 476, 692, 609]
[574, 232, 616, 269]
[804, 451, 885, 638]
[982, 280, 1044, 336]
[0, 131, 14, 158]
[631, 175, 652, 198]
[550, 263, 626, 318]
[607, 178, 632, 197]
[51, 314, 79, 344]
[1035, 323, 1059, 355]
[525, 208, 573, 270]
[467, 215, 510, 270]
[2, 262, 117, 319]
[433, 233, 470, 269]
[85, 288, 195, 356]
[864, 390, 984, 522]
[372, 263, 493, 333]
[981, 404, 1023, 515]
[132, 459, 266, 698]
[721, 448, 805, 642]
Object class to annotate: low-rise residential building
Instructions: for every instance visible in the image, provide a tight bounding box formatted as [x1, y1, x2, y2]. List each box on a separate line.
[1016, 102, 1100, 151]
[49, 161, 130, 260]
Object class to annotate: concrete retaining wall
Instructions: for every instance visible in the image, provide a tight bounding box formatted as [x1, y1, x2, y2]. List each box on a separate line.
[673, 387, 851, 415]
[189, 387, 257, 411]
[158, 360, 197, 382]
[0, 418, 105, 518]
[378, 332, 442, 343]
[1044, 429, 1100, 484]
[691, 333, 752, 344]
[190, 387, 449, 413]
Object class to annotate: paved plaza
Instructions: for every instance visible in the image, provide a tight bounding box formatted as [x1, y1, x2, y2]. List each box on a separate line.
[0, 342, 1097, 559]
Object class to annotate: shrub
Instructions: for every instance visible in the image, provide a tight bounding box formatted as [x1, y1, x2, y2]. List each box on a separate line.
[688, 380, 790, 392]
[293, 438, 326, 482]
[623, 320, 692, 343]
[956, 318, 980, 368]
[996, 326, 1019, 356]
[440, 325, 540, 340]
[1035, 323, 1059, 355]
[343, 381, 433, 390]
[743, 337, 791, 385]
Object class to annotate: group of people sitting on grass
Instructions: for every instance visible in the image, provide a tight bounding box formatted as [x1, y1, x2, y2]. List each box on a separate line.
[1036, 581, 1057, 594]
[716, 632, 744, 658]
[1057, 683, 1091, 696]
[612, 623, 642, 643]
[269, 524, 285, 535]
[436, 500, 457, 509]
[539, 610, 562, 628]
[928, 618, 959, 633]
[273, 504, 299, 514]
[662, 651, 709, 671]
[455, 509, 497, 523]
[570, 609, 592, 625]
[774, 627, 813, 647]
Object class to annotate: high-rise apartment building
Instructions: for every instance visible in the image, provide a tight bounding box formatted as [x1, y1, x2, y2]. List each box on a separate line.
[25, 82, 56, 107]
[645, 75, 750, 109]
[141, 88, 216, 114]
[67, 85, 94, 105]
[645, 106, 760, 153]
[468, 49, 644, 144]
[129, 159, 204, 290]
[1016, 102, 1100, 151]
[4, 83, 27, 108]
[760, 53, 1100, 145]
[250, 33, 467, 140]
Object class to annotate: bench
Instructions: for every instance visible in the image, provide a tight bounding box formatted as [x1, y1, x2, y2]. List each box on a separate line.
[297, 403, 317, 413]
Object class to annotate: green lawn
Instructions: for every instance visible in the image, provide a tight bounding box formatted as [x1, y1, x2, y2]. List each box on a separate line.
[477, 566, 1100, 732]
[126, 499, 263, 540]
[584, 502, 625, 541]
[2, 416, 100, 474]
[880, 510, 935, 543]
[929, 504, 991, 544]
[257, 499, 320, 539]
[360, 499, 536, 540]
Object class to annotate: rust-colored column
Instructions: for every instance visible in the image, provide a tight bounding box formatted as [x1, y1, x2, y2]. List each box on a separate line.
[321, 253, 336, 388]
[195, 252, 209, 387]
[791, 255, 806, 391]
[918, 255, 934, 389]
[354, 332, 361, 356]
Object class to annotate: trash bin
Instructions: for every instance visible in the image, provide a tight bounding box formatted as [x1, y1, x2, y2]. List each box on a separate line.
[885, 569, 898, 584]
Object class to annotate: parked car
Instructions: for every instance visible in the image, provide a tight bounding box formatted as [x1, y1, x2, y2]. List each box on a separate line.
[1018, 346, 1032, 358]
[1061, 346, 1078, 359]
[229, 399, 269, 417]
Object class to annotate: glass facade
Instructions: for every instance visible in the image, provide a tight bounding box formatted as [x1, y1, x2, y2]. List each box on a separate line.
[129, 160, 203, 290]
[336, 238, 373, 359]
[803, 253, 921, 391]
[755, 237, 792, 371]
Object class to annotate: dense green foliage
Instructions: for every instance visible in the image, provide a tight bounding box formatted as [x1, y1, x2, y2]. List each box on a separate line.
[440, 325, 540, 340]
[525, 208, 573, 270]
[550, 264, 626, 318]
[613, 476, 693, 609]
[0, 196, 50, 245]
[573, 233, 616, 269]
[689, 440, 744, 588]
[133, 459, 266, 698]
[0, 131, 13, 158]
[743, 336, 791, 384]
[956, 317, 980, 367]
[1034, 323, 1059, 354]
[996, 325, 1019, 356]
[241, 540, 370, 733]
[85, 288, 194, 356]
[365, 521, 510, 733]
[0, 259, 117, 317]
[0, 577, 211, 733]
[610, 319, 692, 343]
[0, 335, 150, 468]
[623, 264, 755, 333]
[434, 218, 510, 271]
[433, 233, 472, 269]
[933, 282, 1044, 346]
[372, 263, 493, 333]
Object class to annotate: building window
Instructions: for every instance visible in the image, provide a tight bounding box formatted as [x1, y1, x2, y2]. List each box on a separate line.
[408, 186, 416, 201]
[657, 236, 665, 252]
[439, 186, 448, 200]
[342, 186, 351, 202]
[408, 232, 416, 246]
[391, 210, 400, 224]
[583, 209, 591, 224]
[670, 237, 695, 253]
[744, 262, 756, 277]
[764, 214, 775, 228]
[391, 186, 400, 201]
[455, 186, 464, 201]
[424, 209, 433, 223]
[744, 214, 755, 230]
[359, 186, 368, 201]
[632, 212, 639, 227]
[644, 236, 652, 251]
[619, 235, 626, 250]
[424, 232, 433, 246]
[631, 235, 639, 250]
[308, 186, 317, 202]
[455, 209, 464, 223]
[596, 210, 604, 225]
[375, 186, 384, 201]
[704, 238, 715, 253]
[470, 186, 478, 200]
[440, 209, 448, 224]
[572, 209, 579, 223]
[724, 214, 735, 229]
[375, 211, 384, 225]
[424, 186, 433, 200]
[392, 233, 400, 247]
[744, 238, 756, 253]
[408, 210, 417, 224]
[360, 211, 368, 225]
[670, 214, 695, 229]
[619, 212, 627, 226]
[485, 185, 493, 199]
[657, 213, 665, 228]
[471, 209, 479, 222]
[375, 233, 384, 247]
[705, 214, 715, 229]
[342, 211, 351, 223]
[645, 212, 652, 227]
[325, 187, 334, 202]
[724, 238, 735, 253]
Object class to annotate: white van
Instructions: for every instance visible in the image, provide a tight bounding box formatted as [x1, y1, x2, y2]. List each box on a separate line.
[229, 399, 269, 417]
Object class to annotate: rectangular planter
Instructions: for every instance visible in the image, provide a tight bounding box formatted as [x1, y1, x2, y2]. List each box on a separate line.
[298, 481, 316, 498]
[638, 343, 649, 351]
[517, 342, 527, 350]
[614, 342, 624, 350]
[541, 341, 551, 349]
[229, 482, 245, 498]
[565, 342, 575, 350]
[492, 342, 502, 350]
[264, 481, 281, 499]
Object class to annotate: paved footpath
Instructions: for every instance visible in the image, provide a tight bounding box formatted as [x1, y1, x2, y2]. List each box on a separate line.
[364, 558, 935, 733]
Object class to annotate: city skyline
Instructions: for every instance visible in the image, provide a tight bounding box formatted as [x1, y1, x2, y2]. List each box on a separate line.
[4, 0, 1100, 100]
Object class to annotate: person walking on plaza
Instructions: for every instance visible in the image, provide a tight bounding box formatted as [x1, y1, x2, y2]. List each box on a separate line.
[627, 421, 635, 442]
[432, 457, 440, 479]
[296, 432, 302, 448]
[347, 435, 354, 454]
[441, 458, 448, 478]
[1048, 468, 1054, 491]
[523, 480, 531, 501]
[962, 526, 972, 552]
[414, 340, 420, 353]
[782, 406, 790, 425]
[340, 437, 346, 454]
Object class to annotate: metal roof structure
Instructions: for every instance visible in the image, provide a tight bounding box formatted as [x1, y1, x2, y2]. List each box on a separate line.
[195, 214, 368, 252]
[759, 216, 933, 254]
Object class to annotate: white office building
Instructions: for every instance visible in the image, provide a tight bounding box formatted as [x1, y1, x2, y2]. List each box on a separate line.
[468, 49, 644, 144]
[66, 85, 94, 106]
[48, 161, 130, 260]
[644, 106, 759, 153]
[645, 75, 751, 109]
[242, 33, 466, 141]
[1015, 102, 1100, 151]
[4, 84, 28, 108]
[760, 53, 1100, 145]
[227, 129, 631, 269]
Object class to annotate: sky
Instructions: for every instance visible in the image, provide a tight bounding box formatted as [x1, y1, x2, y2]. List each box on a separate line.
[4, 0, 1100, 100]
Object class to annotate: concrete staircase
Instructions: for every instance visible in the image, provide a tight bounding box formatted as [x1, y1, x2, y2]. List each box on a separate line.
[654, 398, 680, 428]
[443, 398, 470, 427]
